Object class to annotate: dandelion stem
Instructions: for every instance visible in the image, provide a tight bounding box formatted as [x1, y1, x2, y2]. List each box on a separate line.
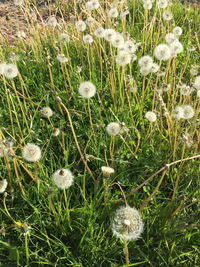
[25, 233, 29, 265]
[117, 154, 200, 203]
[124, 239, 130, 267]
[58, 100, 95, 181]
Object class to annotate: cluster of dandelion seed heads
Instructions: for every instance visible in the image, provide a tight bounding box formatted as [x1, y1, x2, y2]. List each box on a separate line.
[111, 206, 144, 241]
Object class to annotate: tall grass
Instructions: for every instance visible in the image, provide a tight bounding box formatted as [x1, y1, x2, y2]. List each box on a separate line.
[0, 0, 199, 266]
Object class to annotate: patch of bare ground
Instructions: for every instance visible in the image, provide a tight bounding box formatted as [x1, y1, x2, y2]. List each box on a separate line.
[0, 0, 71, 43]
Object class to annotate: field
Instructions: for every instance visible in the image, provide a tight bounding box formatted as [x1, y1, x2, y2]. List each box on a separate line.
[0, 0, 200, 266]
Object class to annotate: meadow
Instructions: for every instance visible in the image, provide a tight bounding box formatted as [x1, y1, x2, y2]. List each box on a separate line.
[0, 0, 200, 266]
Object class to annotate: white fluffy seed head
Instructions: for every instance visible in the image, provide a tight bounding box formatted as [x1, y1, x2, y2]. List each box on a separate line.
[3, 63, 18, 78]
[47, 16, 57, 27]
[86, 17, 95, 26]
[138, 55, 153, 69]
[124, 40, 137, 54]
[145, 111, 157, 122]
[116, 51, 131, 66]
[103, 29, 116, 42]
[182, 105, 195, 119]
[53, 169, 74, 189]
[106, 122, 121, 136]
[111, 34, 124, 48]
[140, 67, 151, 76]
[41, 107, 53, 118]
[94, 27, 105, 38]
[169, 41, 183, 56]
[173, 105, 195, 120]
[75, 20, 86, 32]
[14, 0, 24, 6]
[57, 54, 69, 63]
[85, 0, 100, 10]
[157, 0, 168, 8]
[101, 166, 115, 177]
[143, 2, 153, 10]
[165, 33, 177, 44]
[83, 34, 94, 44]
[22, 143, 41, 162]
[111, 206, 144, 241]
[150, 63, 160, 73]
[59, 33, 70, 42]
[179, 84, 193, 96]
[78, 81, 96, 98]
[173, 26, 183, 36]
[108, 8, 119, 18]
[172, 106, 184, 119]
[163, 11, 173, 20]
[154, 44, 171, 61]
[193, 76, 200, 90]
[0, 179, 8, 194]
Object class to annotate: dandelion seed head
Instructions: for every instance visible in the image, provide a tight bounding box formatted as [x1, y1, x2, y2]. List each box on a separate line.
[101, 166, 115, 177]
[47, 16, 57, 27]
[86, 17, 95, 26]
[157, 0, 169, 8]
[59, 33, 70, 42]
[14, 0, 24, 6]
[143, 1, 153, 10]
[53, 169, 74, 189]
[173, 26, 183, 36]
[170, 41, 183, 56]
[190, 65, 198, 76]
[154, 44, 171, 61]
[85, 0, 100, 10]
[140, 67, 151, 76]
[145, 111, 157, 122]
[78, 81, 96, 98]
[111, 33, 124, 48]
[124, 40, 137, 54]
[41, 107, 53, 118]
[22, 143, 41, 162]
[108, 8, 119, 18]
[138, 55, 153, 69]
[94, 27, 105, 38]
[182, 105, 195, 119]
[111, 206, 144, 241]
[179, 84, 193, 96]
[57, 54, 69, 63]
[163, 10, 173, 20]
[53, 128, 61, 136]
[83, 34, 94, 44]
[165, 33, 177, 44]
[3, 63, 18, 79]
[0, 179, 8, 194]
[75, 20, 86, 32]
[172, 106, 184, 119]
[106, 122, 121, 136]
[116, 51, 131, 66]
[150, 63, 160, 73]
[103, 29, 116, 42]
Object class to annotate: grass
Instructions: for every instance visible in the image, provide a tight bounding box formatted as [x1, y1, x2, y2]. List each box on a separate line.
[0, 0, 200, 266]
